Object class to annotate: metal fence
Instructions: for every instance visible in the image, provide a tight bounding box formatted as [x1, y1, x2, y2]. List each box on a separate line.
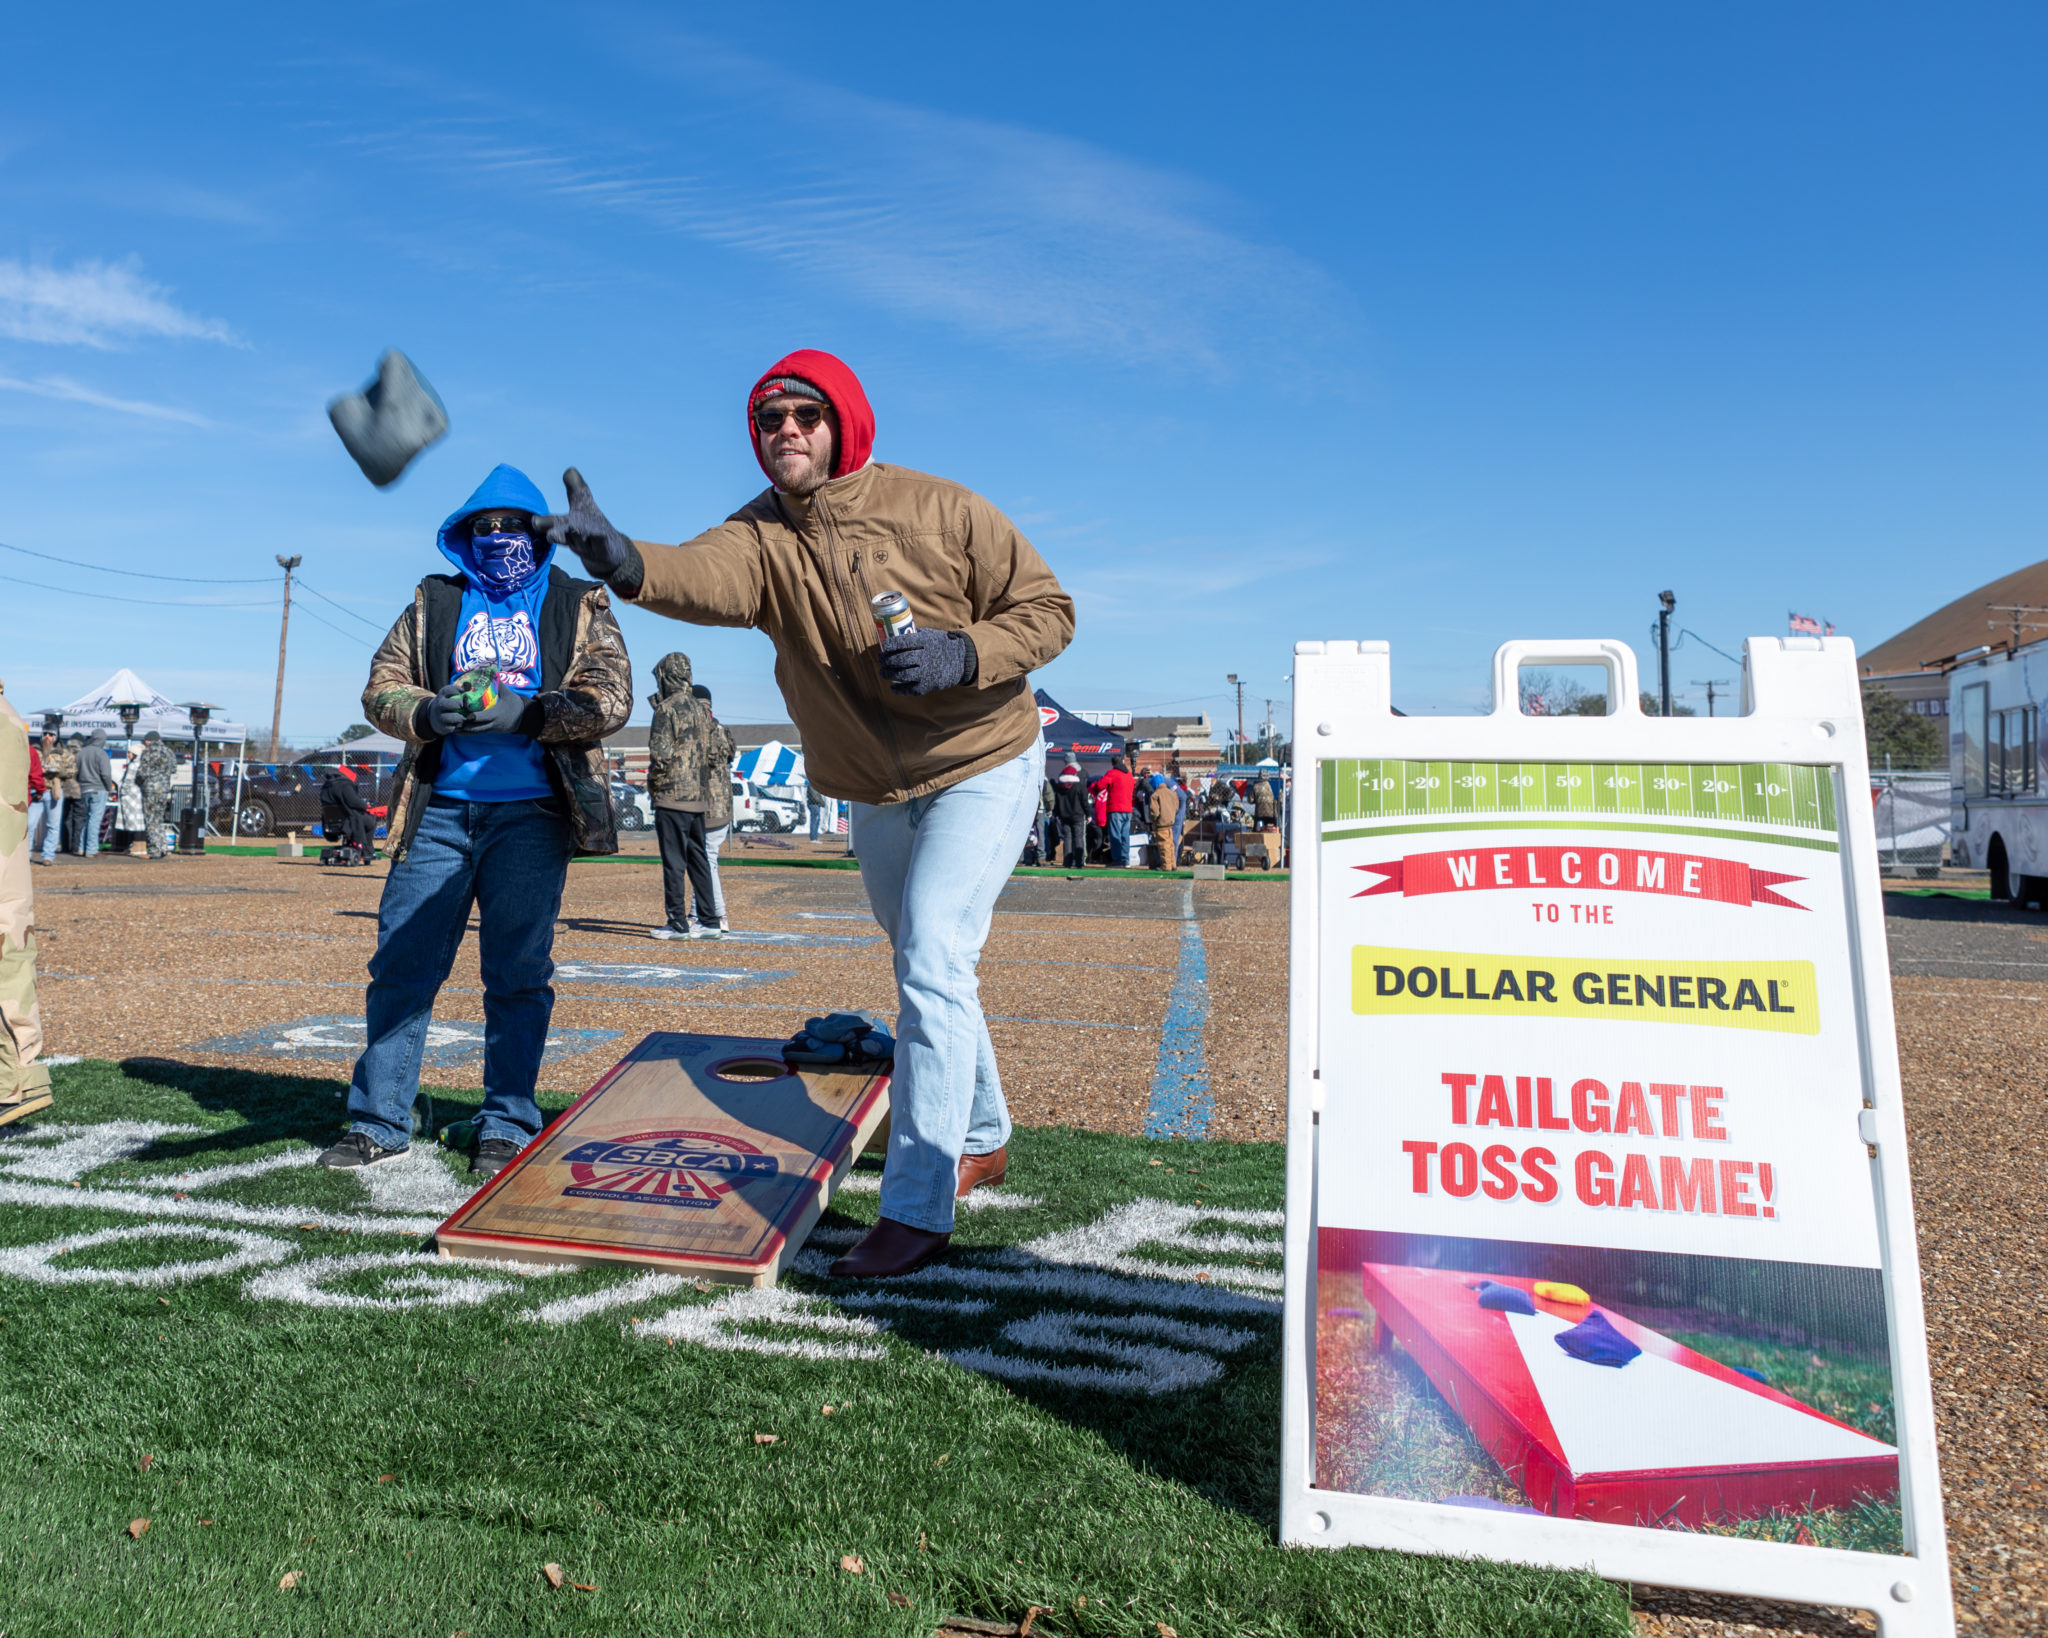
[1870, 770, 1950, 873]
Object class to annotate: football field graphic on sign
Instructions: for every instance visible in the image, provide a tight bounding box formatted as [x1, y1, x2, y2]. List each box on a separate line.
[1282, 639, 1952, 1633]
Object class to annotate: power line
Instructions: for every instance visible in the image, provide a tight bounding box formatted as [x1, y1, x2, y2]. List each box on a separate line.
[295, 578, 389, 632]
[287, 601, 376, 647]
[0, 538, 274, 584]
[0, 570, 275, 609]
[1673, 628, 1744, 667]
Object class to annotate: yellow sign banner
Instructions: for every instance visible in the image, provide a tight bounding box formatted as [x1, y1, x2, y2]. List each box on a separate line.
[1349, 946, 1819, 1035]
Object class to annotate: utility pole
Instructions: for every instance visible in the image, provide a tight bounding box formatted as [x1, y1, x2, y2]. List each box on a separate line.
[1691, 677, 1732, 717]
[1986, 604, 2048, 648]
[271, 554, 301, 760]
[1657, 591, 1675, 717]
[1226, 673, 1245, 758]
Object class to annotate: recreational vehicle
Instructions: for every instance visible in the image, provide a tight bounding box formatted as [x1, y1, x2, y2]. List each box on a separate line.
[1947, 640, 2047, 901]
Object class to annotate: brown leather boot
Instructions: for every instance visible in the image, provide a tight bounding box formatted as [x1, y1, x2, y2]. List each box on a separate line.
[827, 1217, 950, 1279]
[956, 1144, 1008, 1197]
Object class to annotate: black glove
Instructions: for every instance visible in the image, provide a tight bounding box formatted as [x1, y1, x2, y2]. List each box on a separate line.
[422, 684, 469, 737]
[451, 688, 536, 734]
[533, 467, 638, 586]
[879, 629, 978, 696]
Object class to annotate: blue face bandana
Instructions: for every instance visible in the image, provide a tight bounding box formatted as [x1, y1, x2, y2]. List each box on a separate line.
[472, 529, 538, 595]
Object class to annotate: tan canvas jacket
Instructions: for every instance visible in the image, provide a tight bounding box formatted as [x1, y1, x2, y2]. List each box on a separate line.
[363, 569, 633, 860]
[628, 462, 1073, 807]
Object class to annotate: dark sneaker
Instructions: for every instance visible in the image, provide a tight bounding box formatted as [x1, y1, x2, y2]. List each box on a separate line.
[318, 1131, 408, 1168]
[471, 1138, 522, 1178]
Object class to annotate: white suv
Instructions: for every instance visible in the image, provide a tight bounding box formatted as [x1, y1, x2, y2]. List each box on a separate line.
[731, 780, 805, 832]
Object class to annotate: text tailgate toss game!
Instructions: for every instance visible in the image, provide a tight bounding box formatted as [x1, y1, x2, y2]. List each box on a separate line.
[1281, 637, 1953, 1634]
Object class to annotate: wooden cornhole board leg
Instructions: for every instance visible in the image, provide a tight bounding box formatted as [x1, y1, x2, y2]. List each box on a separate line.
[434, 1033, 891, 1288]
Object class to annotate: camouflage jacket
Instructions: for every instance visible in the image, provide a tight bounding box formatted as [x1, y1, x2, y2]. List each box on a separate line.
[134, 742, 176, 788]
[703, 720, 736, 830]
[41, 745, 77, 799]
[646, 653, 719, 815]
[362, 568, 633, 860]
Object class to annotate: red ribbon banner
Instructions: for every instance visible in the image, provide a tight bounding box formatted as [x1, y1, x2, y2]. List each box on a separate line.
[1353, 845, 1807, 910]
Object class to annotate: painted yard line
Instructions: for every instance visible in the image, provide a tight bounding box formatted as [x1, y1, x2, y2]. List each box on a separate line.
[1891, 958, 2048, 970]
[1142, 883, 1214, 1141]
[0, 1178, 442, 1237]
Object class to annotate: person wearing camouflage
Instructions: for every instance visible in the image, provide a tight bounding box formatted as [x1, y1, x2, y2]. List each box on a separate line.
[0, 681, 51, 1124]
[29, 728, 68, 865]
[323, 464, 633, 1180]
[134, 732, 177, 859]
[694, 683, 738, 932]
[646, 652, 723, 940]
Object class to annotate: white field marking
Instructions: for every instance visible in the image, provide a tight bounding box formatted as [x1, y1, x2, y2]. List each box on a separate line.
[952, 1308, 1256, 1395]
[246, 1250, 566, 1311]
[788, 1248, 1279, 1317]
[0, 1223, 294, 1287]
[637, 1286, 888, 1361]
[835, 1292, 992, 1316]
[521, 1270, 692, 1326]
[835, 1174, 1044, 1210]
[357, 1146, 477, 1216]
[41, 1054, 84, 1066]
[1019, 1199, 1284, 1291]
[805, 1224, 862, 1247]
[0, 1121, 203, 1181]
[0, 1178, 442, 1238]
[131, 1146, 321, 1191]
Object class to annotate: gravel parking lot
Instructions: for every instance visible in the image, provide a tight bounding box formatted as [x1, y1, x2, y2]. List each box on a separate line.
[21, 855, 2038, 1634]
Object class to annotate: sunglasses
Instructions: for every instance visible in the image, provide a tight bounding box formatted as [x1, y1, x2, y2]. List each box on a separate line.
[753, 403, 827, 435]
[470, 513, 531, 536]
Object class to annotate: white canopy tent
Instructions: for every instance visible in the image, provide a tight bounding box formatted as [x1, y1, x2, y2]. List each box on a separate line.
[48, 669, 248, 747]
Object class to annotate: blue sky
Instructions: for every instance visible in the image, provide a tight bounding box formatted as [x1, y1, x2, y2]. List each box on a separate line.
[1, 4, 2042, 740]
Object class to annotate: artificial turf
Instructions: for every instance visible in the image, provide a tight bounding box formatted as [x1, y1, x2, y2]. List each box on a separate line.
[0, 1059, 1631, 1637]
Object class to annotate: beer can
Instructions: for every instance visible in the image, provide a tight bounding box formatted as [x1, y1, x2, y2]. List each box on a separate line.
[871, 590, 915, 643]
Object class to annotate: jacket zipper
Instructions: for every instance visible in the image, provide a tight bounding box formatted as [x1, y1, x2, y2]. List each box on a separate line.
[816, 494, 912, 799]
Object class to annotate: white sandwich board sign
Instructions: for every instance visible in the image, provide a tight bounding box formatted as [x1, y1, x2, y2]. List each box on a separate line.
[1281, 637, 1952, 1636]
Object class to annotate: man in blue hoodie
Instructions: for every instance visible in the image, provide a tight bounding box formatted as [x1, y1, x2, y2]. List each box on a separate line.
[321, 466, 633, 1177]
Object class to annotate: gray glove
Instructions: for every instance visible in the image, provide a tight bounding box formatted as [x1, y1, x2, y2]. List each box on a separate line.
[879, 628, 978, 696]
[423, 684, 469, 737]
[450, 689, 535, 734]
[534, 467, 636, 585]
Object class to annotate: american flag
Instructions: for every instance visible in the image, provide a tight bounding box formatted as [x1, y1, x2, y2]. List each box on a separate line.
[1788, 612, 1835, 637]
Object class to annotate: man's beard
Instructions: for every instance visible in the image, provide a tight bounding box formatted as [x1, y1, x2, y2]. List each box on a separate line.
[769, 442, 835, 495]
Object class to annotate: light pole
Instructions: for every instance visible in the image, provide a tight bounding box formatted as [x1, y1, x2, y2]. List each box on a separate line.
[271, 554, 301, 761]
[1656, 591, 1675, 717]
[1226, 672, 1245, 760]
[176, 702, 218, 855]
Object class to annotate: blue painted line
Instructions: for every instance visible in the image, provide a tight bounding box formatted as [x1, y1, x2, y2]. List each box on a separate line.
[1142, 884, 1212, 1138]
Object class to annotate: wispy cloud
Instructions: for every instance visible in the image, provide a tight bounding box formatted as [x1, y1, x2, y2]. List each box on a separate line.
[0, 373, 213, 426]
[345, 41, 1347, 373]
[0, 258, 240, 349]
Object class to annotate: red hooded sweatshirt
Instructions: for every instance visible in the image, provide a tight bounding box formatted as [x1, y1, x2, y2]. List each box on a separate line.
[748, 350, 876, 482]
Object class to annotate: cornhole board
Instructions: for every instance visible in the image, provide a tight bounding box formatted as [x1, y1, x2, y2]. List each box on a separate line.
[434, 1032, 889, 1287]
[1357, 1263, 1898, 1528]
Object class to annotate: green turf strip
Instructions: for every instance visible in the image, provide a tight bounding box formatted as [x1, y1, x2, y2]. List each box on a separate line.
[0, 1061, 1627, 1636]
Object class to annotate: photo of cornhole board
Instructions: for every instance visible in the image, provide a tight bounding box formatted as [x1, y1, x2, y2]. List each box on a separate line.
[1359, 1264, 1898, 1527]
[434, 1032, 889, 1286]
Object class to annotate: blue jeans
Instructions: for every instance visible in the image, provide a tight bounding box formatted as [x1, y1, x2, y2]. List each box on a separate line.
[79, 790, 110, 856]
[852, 738, 1043, 1234]
[29, 793, 61, 862]
[1107, 810, 1131, 867]
[808, 804, 825, 840]
[346, 797, 571, 1152]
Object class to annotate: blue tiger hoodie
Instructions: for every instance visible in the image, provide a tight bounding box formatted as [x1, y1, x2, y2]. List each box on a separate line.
[433, 464, 556, 803]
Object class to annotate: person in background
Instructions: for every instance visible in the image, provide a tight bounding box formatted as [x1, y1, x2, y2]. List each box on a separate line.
[60, 735, 88, 854]
[1149, 770, 1181, 872]
[693, 683, 738, 934]
[0, 680, 50, 1123]
[328, 463, 632, 1178]
[114, 745, 146, 852]
[1172, 772, 1193, 865]
[1088, 767, 1109, 863]
[74, 729, 114, 859]
[28, 728, 64, 867]
[320, 763, 376, 860]
[1254, 775, 1279, 828]
[1038, 773, 1056, 863]
[135, 732, 177, 860]
[1091, 753, 1136, 867]
[646, 652, 724, 941]
[1052, 757, 1089, 868]
[806, 776, 828, 841]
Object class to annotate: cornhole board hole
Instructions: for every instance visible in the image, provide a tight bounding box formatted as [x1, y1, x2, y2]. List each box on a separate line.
[434, 1033, 889, 1287]
[1359, 1264, 1898, 1527]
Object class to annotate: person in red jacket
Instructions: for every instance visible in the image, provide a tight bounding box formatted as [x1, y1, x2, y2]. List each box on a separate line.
[1091, 755, 1137, 867]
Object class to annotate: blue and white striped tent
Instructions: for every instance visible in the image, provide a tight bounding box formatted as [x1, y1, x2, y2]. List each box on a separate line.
[734, 740, 802, 788]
